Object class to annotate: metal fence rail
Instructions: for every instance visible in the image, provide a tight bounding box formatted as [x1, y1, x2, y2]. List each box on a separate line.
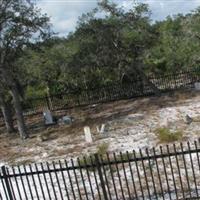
[0, 70, 199, 119]
[21, 70, 200, 115]
[1, 141, 200, 200]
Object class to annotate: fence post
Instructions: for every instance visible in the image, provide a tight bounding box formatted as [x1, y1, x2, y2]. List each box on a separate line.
[1, 166, 13, 200]
[94, 154, 108, 200]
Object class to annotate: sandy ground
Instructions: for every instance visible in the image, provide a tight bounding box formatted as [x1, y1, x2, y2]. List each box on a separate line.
[0, 89, 200, 166]
[1, 89, 200, 199]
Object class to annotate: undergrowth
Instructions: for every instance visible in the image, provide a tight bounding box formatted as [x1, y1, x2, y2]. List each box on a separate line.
[78, 142, 109, 170]
[155, 127, 183, 143]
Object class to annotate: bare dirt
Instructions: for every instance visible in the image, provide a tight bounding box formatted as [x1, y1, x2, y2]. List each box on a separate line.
[1, 89, 200, 166]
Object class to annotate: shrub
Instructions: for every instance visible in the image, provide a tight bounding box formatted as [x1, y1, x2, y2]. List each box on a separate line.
[78, 143, 109, 170]
[155, 127, 183, 143]
[78, 154, 95, 170]
[97, 142, 109, 156]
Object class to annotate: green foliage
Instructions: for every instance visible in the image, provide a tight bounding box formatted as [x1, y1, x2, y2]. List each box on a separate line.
[145, 12, 200, 74]
[78, 143, 109, 170]
[25, 85, 47, 99]
[6, 0, 200, 100]
[0, 0, 52, 137]
[96, 142, 109, 156]
[19, 0, 155, 98]
[155, 127, 183, 143]
[78, 154, 95, 171]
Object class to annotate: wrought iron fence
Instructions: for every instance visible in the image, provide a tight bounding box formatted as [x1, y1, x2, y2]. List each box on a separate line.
[0, 70, 199, 120]
[1, 141, 200, 200]
[21, 70, 200, 115]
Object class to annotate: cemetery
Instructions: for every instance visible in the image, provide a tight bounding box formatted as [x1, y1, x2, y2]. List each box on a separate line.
[1, 89, 200, 199]
[1, 89, 200, 166]
[2, 0, 200, 199]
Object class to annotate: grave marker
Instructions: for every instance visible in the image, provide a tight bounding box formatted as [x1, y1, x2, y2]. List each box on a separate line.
[84, 126, 93, 143]
[43, 110, 55, 125]
[194, 82, 200, 90]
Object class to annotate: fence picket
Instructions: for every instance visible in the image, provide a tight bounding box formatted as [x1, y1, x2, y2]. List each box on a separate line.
[1, 141, 200, 199]
[94, 154, 108, 200]
[6, 69, 198, 117]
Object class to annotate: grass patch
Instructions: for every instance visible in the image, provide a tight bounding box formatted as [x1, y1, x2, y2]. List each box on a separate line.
[97, 142, 109, 156]
[78, 142, 109, 170]
[155, 127, 183, 143]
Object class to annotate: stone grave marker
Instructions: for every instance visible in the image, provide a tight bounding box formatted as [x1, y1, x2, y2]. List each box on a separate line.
[194, 82, 200, 90]
[97, 124, 106, 134]
[43, 110, 55, 125]
[58, 116, 73, 125]
[84, 126, 93, 143]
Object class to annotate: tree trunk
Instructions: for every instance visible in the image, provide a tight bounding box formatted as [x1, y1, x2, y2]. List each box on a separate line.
[133, 62, 161, 96]
[10, 85, 28, 139]
[137, 69, 161, 95]
[0, 65, 28, 139]
[119, 59, 161, 96]
[0, 95, 15, 133]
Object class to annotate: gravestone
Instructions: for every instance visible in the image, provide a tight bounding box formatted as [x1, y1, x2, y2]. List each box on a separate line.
[97, 124, 106, 134]
[84, 126, 93, 143]
[194, 82, 200, 90]
[58, 116, 73, 125]
[43, 110, 55, 125]
[185, 114, 193, 125]
[63, 116, 72, 124]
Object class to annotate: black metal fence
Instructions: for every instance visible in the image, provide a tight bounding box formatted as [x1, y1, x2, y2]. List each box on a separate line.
[1, 141, 200, 200]
[21, 70, 200, 115]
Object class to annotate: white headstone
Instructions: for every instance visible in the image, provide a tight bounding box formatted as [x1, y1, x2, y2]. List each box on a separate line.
[195, 82, 200, 90]
[97, 124, 106, 134]
[43, 110, 54, 125]
[84, 126, 93, 143]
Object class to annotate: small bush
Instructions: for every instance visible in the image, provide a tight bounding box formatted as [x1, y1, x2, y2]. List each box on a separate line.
[97, 142, 109, 156]
[78, 154, 95, 169]
[78, 143, 109, 170]
[155, 127, 183, 143]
